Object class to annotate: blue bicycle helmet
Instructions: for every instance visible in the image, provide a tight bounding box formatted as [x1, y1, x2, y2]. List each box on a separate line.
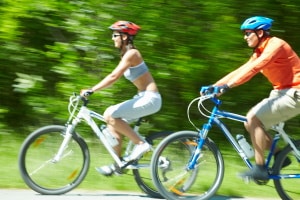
[240, 16, 273, 31]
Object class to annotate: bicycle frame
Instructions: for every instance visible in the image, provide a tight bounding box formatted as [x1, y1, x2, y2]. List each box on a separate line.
[187, 95, 300, 180]
[18, 93, 173, 198]
[54, 95, 143, 168]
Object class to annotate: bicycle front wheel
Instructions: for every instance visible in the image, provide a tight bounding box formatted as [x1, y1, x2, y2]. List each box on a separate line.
[132, 131, 172, 198]
[151, 130, 224, 200]
[18, 125, 90, 195]
[273, 139, 300, 200]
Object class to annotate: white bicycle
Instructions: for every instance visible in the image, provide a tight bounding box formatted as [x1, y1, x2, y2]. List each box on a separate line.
[18, 93, 171, 198]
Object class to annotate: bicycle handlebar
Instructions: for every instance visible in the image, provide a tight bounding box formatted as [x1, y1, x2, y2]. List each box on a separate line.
[200, 86, 217, 95]
[82, 90, 94, 97]
[80, 96, 89, 106]
[200, 85, 229, 96]
[187, 93, 223, 131]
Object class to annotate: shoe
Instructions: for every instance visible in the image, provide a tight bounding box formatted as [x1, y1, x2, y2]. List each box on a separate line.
[274, 151, 292, 168]
[239, 164, 269, 180]
[95, 163, 122, 176]
[123, 142, 151, 162]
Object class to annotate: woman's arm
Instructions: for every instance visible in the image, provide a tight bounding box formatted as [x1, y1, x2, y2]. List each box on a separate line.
[91, 50, 137, 92]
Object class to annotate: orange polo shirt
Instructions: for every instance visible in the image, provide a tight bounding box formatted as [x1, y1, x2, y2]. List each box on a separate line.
[215, 36, 300, 89]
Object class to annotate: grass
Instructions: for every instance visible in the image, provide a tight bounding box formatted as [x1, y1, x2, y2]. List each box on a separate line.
[0, 133, 297, 199]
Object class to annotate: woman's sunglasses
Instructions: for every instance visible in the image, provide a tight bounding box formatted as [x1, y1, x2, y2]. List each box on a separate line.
[112, 34, 122, 38]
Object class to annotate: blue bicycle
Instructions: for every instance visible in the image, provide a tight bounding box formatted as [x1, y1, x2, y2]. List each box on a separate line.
[151, 88, 300, 200]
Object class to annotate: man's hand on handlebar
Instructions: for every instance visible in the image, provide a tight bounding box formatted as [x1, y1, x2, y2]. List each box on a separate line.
[200, 84, 229, 96]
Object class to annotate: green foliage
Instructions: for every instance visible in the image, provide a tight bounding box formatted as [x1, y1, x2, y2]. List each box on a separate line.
[1, 0, 300, 138]
[1, 2, 300, 198]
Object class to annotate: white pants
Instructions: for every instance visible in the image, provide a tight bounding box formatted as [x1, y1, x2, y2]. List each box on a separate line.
[104, 91, 162, 121]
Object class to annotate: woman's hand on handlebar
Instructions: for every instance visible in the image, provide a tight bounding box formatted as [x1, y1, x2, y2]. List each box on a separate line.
[80, 89, 94, 98]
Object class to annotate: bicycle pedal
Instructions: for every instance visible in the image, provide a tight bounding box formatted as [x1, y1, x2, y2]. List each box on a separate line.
[113, 170, 124, 176]
[253, 179, 269, 185]
[243, 176, 251, 184]
[120, 160, 135, 169]
[237, 173, 251, 184]
[125, 164, 138, 169]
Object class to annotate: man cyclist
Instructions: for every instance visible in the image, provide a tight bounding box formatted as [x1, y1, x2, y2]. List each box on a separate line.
[202, 16, 300, 180]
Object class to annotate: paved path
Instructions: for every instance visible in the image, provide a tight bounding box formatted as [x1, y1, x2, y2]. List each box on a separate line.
[0, 189, 279, 200]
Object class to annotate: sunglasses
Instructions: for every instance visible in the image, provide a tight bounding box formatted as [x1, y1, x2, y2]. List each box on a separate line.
[112, 34, 122, 38]
[244, 31, 254, 37]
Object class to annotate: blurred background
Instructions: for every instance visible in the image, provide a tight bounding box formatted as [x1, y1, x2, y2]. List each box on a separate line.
[1, 0, 300, 158]
[1, 0, 300, 195]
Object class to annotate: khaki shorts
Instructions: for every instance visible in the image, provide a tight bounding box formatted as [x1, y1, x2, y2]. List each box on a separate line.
[251, 88, 300, 130]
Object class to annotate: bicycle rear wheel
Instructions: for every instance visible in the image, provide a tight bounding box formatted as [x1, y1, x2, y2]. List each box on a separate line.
[132, 131, 172, 198]
[273, 139, 300, 200]
[151, 130, 224, 200]
[18, 125, 90, 195]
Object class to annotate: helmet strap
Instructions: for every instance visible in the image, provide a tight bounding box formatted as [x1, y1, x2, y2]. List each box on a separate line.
[118, 33, 127, 56]
[253, 30, 267, 50]
[119, 34, 135, 57]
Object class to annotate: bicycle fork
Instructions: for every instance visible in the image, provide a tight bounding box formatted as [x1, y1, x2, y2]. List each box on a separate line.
[186, 124, 211, 170]
[52, 123, 77, 162]
[52, 105, 90, 163]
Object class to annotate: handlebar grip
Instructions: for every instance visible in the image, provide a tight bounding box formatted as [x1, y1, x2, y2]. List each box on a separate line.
[200, 86, 214, 95]
[200, 84, 229, 95]
[83, 90, 94, 97]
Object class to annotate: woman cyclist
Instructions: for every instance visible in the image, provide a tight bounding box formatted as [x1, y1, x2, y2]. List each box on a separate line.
[81, 21, 162, 176]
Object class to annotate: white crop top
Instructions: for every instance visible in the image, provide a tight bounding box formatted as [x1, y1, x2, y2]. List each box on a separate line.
[124, 61, 149, 82]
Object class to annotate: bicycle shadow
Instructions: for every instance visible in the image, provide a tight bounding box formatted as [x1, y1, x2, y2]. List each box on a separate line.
[211, 195, 248, 200]
[65, 192, 256, 200]
[63, 191, 155, 199]
[1, 189, 272, 200]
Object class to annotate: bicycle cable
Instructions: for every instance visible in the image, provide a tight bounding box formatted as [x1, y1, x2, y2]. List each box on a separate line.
[67, 94, 81, 123]
[187, 94, 225, 131]
[187, 95, 211, 131]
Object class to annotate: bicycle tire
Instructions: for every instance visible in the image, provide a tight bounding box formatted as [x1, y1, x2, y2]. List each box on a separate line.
[151, 130, 224, 200]
[132, 131, 172, 198]
[18, 125, 90, 195]
[273, 139, 300, 200]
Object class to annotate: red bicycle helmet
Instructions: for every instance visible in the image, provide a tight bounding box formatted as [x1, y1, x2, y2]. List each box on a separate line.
[109, 21, 140, 36]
